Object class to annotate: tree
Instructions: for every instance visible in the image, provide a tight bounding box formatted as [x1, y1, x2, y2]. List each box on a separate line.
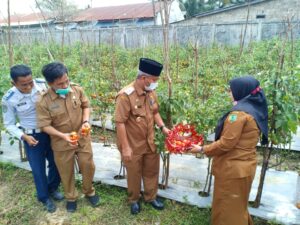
[179, 0, 250, 17]
[156, 0, 175, 189]
[35, 0, 77, 21]
[36, 0, 78, 61]
[179, 0, 205, 18]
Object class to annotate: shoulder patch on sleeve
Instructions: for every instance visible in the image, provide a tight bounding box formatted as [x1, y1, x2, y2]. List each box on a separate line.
[3, 90, 15, 101]
[228, 114, 237, 123]
[35, 79, 48, 92]
[124, 87, 135, 95]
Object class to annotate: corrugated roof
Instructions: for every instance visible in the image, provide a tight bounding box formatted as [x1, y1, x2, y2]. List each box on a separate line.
[0, 12, 52, 26]
[73, 2, 161, 22]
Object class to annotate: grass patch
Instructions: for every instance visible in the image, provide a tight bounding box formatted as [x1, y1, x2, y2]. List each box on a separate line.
[0, 162, 282, 225]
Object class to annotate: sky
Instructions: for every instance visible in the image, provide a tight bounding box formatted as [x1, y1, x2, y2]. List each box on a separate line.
[0, 0, 151, 18]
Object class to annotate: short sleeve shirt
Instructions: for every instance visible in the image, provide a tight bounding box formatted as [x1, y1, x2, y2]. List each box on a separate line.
[115, 81, 159, 154]
[36, 84, 90, 151]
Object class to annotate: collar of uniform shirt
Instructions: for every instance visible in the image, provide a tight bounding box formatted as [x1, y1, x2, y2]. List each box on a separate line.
[134, 81, 147, 96]
[15, 84, 38, 99]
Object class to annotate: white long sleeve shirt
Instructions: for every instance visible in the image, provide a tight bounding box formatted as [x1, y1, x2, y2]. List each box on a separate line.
[1, 79, 47, 140]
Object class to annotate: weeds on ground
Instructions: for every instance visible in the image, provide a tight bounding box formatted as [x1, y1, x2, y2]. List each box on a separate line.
[0, 162, 282, 225]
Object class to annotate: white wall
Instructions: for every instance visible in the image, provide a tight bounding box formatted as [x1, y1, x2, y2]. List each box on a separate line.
[156, 0, 185, 25]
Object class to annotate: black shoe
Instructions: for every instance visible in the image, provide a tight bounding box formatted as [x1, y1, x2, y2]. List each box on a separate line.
[130, 202, 141, 215]
[43, 199, 56, 213]
[86, 195, 100, 207]
[50, 190, 64, 201]
[149, 199, 164, 210]
[66, 201, 77, 213]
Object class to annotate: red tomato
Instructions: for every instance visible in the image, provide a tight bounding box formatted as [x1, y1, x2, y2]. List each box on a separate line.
[81, 127, 91, 136]
[70, 132, 79, 142]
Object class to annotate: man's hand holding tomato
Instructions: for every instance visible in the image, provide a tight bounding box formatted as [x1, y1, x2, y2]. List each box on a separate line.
[81, 121, 91, 137]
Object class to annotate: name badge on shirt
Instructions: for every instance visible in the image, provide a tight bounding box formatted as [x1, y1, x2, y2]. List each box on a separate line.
[17, 102, 27, 107]
[50, 104, 60, 110]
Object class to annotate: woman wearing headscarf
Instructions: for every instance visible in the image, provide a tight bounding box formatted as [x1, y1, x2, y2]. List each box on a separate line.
[190, 75, 268, 225]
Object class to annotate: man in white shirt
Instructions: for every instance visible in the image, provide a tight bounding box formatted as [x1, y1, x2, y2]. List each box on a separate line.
[1, 64, 63, 213]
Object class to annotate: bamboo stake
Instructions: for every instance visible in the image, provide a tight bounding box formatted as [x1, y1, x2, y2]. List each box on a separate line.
[7, 0, 13, 66]
[253, 22, 288, 208]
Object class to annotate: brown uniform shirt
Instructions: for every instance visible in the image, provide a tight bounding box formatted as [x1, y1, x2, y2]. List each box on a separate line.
[204, 111, 259, 179]
[36, 84, 90, 152]
[115, 81, 159, 154]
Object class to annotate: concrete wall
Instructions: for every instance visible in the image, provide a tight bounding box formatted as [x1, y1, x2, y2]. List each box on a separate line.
[1, 0, 299, 48]
[179, 0, 300, 25]
[1, 20, 299, 48]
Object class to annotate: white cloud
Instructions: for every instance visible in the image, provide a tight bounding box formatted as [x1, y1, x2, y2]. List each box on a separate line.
[0, 0, 150, 18]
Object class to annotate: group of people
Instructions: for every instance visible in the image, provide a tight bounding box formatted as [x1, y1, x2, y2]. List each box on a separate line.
[2, 62, 99, 213]
[2, 58, 268, 225]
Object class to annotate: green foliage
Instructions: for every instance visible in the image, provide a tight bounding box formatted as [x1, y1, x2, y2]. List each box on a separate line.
[0, 37, 298, 224]
[260, 39, 300, 147]
[180, 0, 206, 17]
[0, 63, 11, 130]
[0, 161, 16, 172]
[0, 38, 299, 152]
[179, 0, 250, 17]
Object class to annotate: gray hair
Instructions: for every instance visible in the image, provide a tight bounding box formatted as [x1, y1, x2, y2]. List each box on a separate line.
[137, 70, 152, 78]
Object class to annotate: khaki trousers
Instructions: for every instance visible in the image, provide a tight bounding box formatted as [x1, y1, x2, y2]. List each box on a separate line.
[212, 176, 254, 225]
[124, 151, 160, 203]
[53, 143, 95, 201]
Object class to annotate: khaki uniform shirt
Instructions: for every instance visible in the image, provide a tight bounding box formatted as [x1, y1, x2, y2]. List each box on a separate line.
[115, 81, 159, 154]
[36, 84, 90, 152]
[204, 111, 259, 179]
